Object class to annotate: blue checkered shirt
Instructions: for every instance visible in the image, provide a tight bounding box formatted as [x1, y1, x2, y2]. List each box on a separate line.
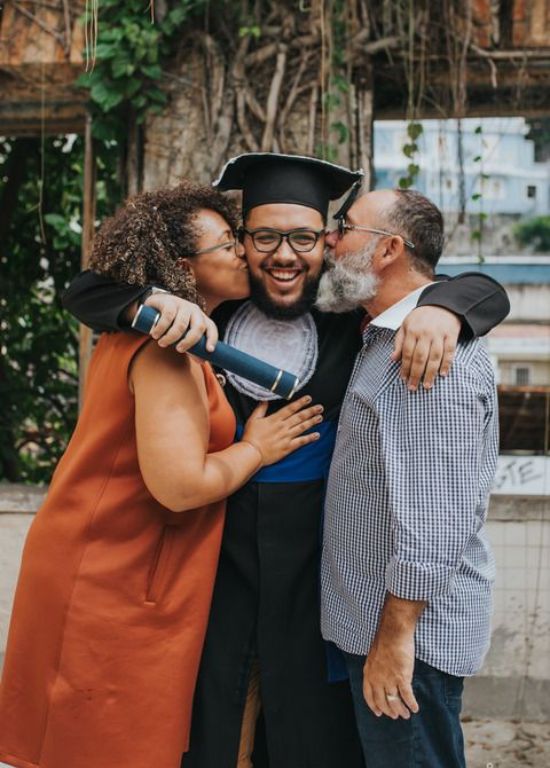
[321, 289, 498, 677]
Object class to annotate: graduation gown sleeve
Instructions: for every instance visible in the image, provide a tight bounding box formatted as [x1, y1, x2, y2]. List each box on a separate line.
[418, 271, 510, 338]
[62, 270, 151, 332]
[62, 268, 509, 339]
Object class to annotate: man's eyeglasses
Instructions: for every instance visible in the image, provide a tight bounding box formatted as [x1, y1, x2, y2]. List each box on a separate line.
[336, 218, 415, 251]
[240, 227, 324, 253]
[193, 239, 239, 256]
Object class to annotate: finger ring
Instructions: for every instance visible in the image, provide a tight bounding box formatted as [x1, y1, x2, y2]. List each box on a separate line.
[385, 694, 400, 702]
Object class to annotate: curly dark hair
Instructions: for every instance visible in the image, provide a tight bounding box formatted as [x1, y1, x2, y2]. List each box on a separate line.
[90, 181, 239, 305]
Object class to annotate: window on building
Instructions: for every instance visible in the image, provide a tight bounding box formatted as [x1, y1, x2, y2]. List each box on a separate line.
[499, 386, 550, 454]
[514, 367, 532, 386]
[526, 185, 537, 199]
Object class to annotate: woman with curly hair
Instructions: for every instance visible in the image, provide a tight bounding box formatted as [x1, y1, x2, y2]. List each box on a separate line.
[0, 182, 322, 768]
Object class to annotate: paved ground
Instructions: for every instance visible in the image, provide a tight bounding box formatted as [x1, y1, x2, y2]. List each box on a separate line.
[464, 720, 550, 767]
[1, 721, 548, 767]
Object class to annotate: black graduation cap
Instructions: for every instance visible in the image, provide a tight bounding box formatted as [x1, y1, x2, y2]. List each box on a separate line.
[213, 153, 363, 220]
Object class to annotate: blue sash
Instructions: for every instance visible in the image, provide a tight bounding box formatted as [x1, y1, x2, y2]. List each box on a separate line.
[235, 420, 337, 483]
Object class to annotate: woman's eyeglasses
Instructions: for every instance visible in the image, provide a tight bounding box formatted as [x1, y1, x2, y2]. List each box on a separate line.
[239, 227, 324, 253]
[193, 239, 239, 256]
[336, 219, 415, 251]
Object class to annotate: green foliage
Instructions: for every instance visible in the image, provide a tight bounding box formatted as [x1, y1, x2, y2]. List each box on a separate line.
[0, 136, 119, 483]
[77, 0, 203, 138]
[398, 122, 423, 188]
[471, 123, 486, 262]
[330, 120, 349, 145]
[317, 0, 350, 162]
[514, 216, 550, 253]
[239, 25, 261, 39]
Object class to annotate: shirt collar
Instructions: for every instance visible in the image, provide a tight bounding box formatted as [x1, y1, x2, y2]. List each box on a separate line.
[369, 284, 433, 331]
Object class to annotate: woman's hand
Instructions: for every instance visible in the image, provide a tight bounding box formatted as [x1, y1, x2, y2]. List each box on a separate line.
[143, 293, 219, 353]
[391, 306, 461, 391]
[242, 395, 323, 466]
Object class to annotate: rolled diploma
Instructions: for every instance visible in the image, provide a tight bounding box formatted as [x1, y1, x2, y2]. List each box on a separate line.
[132, 304, 300, 400]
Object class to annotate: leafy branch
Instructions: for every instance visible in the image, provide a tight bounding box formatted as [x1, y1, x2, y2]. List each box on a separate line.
[470, 123, 488, 263]
[398, 120, 423, 188]
[77, 0, 203, 139]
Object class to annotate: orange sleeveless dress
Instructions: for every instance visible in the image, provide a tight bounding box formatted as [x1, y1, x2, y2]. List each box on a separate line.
[0, 333, 236, 768]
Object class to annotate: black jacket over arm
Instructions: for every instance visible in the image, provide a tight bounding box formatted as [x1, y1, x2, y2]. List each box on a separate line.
[62, 271, 149, 332]
[62, 268, 510, 337]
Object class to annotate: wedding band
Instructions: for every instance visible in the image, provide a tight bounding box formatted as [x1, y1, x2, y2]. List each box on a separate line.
[385, 694, 400, 702]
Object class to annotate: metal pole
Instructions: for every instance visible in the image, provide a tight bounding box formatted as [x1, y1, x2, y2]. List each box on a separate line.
[78, 112, 96, 409]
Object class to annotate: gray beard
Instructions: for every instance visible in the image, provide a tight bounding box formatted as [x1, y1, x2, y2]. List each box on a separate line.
[315, 242, 380, 313]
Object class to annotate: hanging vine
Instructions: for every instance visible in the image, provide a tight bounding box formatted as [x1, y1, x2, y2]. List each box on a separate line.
[10, 0, 529, 196]
[470, 123, 489, 262]
[77, 0, 202, 141]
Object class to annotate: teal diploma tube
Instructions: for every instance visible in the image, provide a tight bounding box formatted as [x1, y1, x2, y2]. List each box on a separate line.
[132, 304, 300, 400]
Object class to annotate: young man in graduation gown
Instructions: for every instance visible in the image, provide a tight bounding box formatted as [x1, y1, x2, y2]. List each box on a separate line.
[63, 154, 510, 768]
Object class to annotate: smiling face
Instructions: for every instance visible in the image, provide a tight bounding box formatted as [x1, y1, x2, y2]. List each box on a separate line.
[243, 203, 326, 318]
[182, 208, 249, 314]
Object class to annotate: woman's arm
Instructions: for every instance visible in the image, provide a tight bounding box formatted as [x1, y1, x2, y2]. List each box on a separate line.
[131, 342, 322, 512]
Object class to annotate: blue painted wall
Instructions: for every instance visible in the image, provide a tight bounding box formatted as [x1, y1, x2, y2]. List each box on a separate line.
[438, 263, 550, 284]
[374, 118, 550, 218]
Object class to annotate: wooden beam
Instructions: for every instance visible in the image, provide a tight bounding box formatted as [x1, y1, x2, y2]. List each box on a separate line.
[78, 112, 95, 408]
[375, 100, 550, 121]
[0, 65, 87, 135]
[0, 100, 86, 135]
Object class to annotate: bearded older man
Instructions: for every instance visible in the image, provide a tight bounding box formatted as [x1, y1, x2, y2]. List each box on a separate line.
[319, 188, 499, 768]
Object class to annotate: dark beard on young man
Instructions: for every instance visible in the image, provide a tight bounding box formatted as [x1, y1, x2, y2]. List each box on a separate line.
[248, 270, 322, 319]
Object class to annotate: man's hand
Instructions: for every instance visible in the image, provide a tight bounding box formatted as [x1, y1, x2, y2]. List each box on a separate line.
[391, 306, 461, 391]
[143, 293, 219, 353]
[363, 594, 425, 720]
[363, 629, 417, 721]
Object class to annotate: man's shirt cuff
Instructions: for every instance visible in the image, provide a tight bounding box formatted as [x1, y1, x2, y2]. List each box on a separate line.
[385, 557, 456, 601]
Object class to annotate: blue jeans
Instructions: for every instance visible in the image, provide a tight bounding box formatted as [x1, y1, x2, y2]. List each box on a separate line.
[344, 653, 466, 768]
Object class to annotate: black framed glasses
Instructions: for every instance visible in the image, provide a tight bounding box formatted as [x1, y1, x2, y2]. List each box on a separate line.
[240, 227, 324, 253]
[336, 218, 416, 250]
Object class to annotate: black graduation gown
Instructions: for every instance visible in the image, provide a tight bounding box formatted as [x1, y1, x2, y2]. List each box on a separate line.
[184, 306, 365, 768]
[62, 272, 509, 768]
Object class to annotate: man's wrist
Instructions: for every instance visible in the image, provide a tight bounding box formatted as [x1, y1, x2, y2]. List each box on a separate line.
[377, 593, 426, 639]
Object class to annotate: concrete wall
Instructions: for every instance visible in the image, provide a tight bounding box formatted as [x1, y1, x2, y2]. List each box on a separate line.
[498, 359, 550, 386]
[505, 284, 550, 324]
[463, 496, 550, 721]
[0, 485, 549, 720]
[0, 486, 44, 654]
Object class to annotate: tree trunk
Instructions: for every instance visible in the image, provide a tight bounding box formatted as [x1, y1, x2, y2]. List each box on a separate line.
[139, 8, 375, 201]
